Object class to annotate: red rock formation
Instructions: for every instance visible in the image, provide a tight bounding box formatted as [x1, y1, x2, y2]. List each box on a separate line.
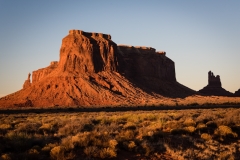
[23, 73, 31, 89]
[58, 30, 118, 73]
[0, 30, 195, 108]
[32, 61, 58, 83]
[198, 71, 233, 96]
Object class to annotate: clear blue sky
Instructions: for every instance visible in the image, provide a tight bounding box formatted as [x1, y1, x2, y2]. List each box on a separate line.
[0, 1, 240, 97]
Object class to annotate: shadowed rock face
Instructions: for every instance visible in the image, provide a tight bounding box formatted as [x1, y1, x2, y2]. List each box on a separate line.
[117, 45, 175, 81]
[199, 71, 233, 96]
[234, 89, 240, 96]
[208, 71, 221, 87]
[117, 45, 176, 94]
[0, 30, 195, 108]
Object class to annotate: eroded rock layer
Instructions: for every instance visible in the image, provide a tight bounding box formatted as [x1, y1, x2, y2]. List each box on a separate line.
[0, 30, 195, 108]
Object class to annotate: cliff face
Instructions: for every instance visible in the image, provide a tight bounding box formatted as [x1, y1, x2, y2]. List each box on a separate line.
[198, 71, 233, 96]
[117, 45, 175, 81]
[117, 45, 178, 95]
[0, 30, 195, 108]
[23, 73, 31, 89]
[58, 30, 118, 74]
[32, 61, 58, 83]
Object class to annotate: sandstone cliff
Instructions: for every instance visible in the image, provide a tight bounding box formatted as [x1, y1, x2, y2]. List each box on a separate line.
[115, 43, 193, 98]
[0, 30, 195, 108]
[32, 61, 58, 83]
[198, 71, 233, 96]
[23, 73, 31, 89]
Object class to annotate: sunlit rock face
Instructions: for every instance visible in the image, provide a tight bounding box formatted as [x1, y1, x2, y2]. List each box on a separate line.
[198, 71, 233, 96]
[0, 30, 195, 108]
[32, 61, 58, 83]
[23, 73, 31, 89]
[59, 30, 118, 74]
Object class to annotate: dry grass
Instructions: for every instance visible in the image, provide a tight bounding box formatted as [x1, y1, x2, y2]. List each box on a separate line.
[0, 108, 239, 159]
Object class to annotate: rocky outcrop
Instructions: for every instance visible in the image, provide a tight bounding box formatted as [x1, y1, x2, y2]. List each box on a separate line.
[234, 89, 240, 96]
[0, 30, 195, 108]
[32, 61, 58, 83]
[198, 71, 233, 96]
[208, 71, 221, 87]
[23, 73, 31, 89]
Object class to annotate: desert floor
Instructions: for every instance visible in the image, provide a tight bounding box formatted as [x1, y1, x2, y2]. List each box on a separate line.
[0, 107, 240, 160]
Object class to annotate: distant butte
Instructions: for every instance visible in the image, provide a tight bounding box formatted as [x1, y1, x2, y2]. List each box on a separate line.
[234, 89, 240, 97]
[0, 29, 197, 108]
[198, 71, 233, 96]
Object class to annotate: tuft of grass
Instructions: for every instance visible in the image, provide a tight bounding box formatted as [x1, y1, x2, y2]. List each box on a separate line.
[0, 124, 12, 135]
[184, 126, 196, 133]
[1, 154, 12, 160]
[141, 140, 154, 156]
[214, 125, 238, 141]
[99, 147, 117, 159]
[50, 146, 65, 160]
[183, 118, 196, 127]
[201, 133, 212, 141]
[84, 146, 98, 157]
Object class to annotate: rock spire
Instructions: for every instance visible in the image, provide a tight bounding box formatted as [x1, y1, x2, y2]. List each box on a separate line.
[199, 71, 232, 96]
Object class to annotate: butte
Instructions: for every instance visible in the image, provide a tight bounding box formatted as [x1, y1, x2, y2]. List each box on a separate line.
[0, 30, 195, 108]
